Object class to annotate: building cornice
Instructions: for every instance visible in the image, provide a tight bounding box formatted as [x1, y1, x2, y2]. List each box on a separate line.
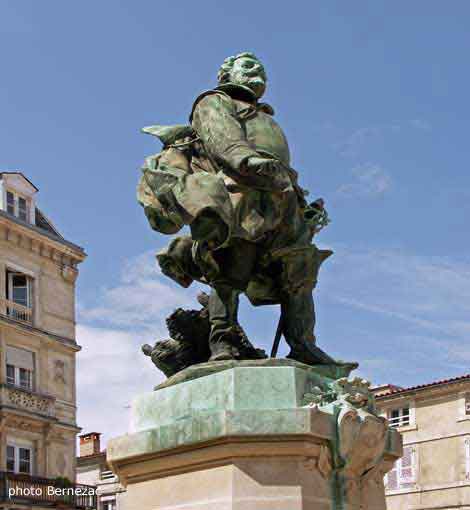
[77, 452, 107, 467]
[376, 377, 470, 402]
[0, 315, 81, 352]
[0, 210, 86, 268]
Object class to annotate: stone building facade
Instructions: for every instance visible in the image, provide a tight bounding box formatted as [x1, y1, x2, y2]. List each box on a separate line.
[77, 433, 124, 510]
[374, 374, 470, 510]
[0, 172, 93, 508]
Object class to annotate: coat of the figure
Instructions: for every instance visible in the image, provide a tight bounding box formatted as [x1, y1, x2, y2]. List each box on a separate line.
[138, 52, 333, 373]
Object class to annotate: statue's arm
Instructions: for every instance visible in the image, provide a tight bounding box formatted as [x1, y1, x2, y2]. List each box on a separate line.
[192, 93, 259, 174]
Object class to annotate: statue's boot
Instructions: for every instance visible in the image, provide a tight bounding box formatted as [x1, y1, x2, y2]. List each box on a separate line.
[207, 241, 258, 361]
[282, 291, 335, 365]
[208, 285, 240, 361]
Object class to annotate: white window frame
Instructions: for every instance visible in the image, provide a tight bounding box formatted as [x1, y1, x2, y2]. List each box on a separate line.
[100, 470, 116, 480]
[5, 346, 35, 391]
[458, 392, 470, 422]
[6, 363, 33, 390]
[6, 191, 15, 216]
[6, 442, 33, 475]
[388, 406, 411, 428]
[7, 271, 32, 309]
[5, 189, 30, 222]
[101, 497, 116, 510]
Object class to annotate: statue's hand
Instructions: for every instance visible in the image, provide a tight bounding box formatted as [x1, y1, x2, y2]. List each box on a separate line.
[244, 156, 281, 178]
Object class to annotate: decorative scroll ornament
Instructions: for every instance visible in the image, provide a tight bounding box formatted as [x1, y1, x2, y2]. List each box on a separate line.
[303, 376, 394, 510]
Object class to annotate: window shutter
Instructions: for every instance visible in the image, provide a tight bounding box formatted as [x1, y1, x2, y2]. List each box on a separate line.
[399, 445, 416, 487]
[6, 346, 34, 370]
[385, 462, 399, 490]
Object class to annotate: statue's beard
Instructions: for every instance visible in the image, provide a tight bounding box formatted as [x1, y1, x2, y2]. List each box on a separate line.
[227, 70, 266, 98]
[242, 76, 266, 97]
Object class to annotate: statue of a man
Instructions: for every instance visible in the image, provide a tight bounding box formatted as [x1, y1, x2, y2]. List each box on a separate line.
[138, 52, 333, 370]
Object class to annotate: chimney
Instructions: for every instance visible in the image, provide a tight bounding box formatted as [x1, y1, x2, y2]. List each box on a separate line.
[79, 432, 101, 457]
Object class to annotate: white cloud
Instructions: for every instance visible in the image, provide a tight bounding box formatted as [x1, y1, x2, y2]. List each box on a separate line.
[76, 250, 204, 446]
[410, 119, 432, 131]
[324, 245, 470, 359]
[335, 120, 431, 157]
[337, 164, 392, 198]
[76, 324, 162, 445]
[78, 250, 198, 329]
[75, 244, 470, 444]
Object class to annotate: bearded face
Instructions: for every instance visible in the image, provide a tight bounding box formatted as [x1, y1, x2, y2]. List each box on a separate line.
[227, 55, 267, 99]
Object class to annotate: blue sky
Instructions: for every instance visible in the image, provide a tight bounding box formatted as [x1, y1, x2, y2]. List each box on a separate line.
[1, 1, 469, 442]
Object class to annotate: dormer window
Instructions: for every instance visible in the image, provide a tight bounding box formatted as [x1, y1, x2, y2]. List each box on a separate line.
[6, 191, 14, 215]
[6, 190, 29, 222]
[18, 196, 28, 221]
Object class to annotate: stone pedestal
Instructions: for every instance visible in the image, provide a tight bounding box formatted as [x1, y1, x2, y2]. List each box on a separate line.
[107, 360, 402, 510]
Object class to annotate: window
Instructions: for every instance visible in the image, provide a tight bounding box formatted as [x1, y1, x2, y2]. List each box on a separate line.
[388, 406, 410, 428]
[7, 272, 31, 308]
[6, 364, 33, 390]
[19, 367, 32, 389]
[6, 445, 15, 472]
[6, 444, 33, 474]
[6, 191, 15, 215]
[100, 470, 115, 480]
[19, 448, 31, 474]
[101, 499, 116, 510]
[385, 445, 416, 491]
[464, 395, 470, 416]
[18, 197, 27, 221]
[5, 270, 33, 322]
[466, 438, 470, 480]
[5, 190, 29, 222]
[6, 364, 15, 385]
[5, 347, 34, 390]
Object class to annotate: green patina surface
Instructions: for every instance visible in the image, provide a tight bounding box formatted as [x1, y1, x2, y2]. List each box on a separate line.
[133, 360, 339, 430]
[107, 408, 331, 463]
[154, 358, 357, 391]
[107, 362, 402, 477]
[138, 52, 339, 379]
[108, 362, 338, 462]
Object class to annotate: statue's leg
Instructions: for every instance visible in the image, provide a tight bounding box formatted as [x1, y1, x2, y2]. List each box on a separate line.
[282, 289, 316, 359]
[277, 246, 336, 365]
[208, 241, 258, 361]
[282, 291, 335, 365]
[208, 285, 241, 361]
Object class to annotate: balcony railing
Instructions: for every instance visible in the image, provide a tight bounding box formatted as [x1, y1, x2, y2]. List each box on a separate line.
[388, 415, 410, 428]
[0, 297, 33, 324]
[0, 384, 55, 418]
[0, 471, 96, 509]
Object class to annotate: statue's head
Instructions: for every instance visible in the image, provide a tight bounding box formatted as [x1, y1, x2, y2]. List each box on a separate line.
[217, 52, 267, 99]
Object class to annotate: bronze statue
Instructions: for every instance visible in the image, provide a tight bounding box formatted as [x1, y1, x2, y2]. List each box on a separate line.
[139, 52, 335, 377]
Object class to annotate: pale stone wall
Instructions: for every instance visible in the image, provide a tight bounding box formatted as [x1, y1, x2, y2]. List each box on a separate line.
[77, 455, 124, 509]
[0, 235, 77, 340]
[0, 196, 85, 485]
[77, 464, 102, 487]
[377, 379, 470, 510]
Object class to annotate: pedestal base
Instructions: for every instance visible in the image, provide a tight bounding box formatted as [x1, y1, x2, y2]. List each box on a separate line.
[108, 360, 402, 510]
[117, 439, 334, 510]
